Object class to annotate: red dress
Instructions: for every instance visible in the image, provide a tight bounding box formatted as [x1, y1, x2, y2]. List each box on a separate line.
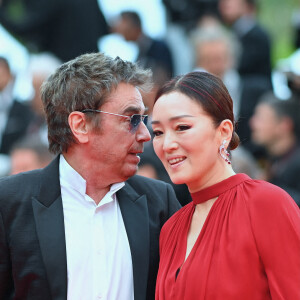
[155, 174, 300, 300]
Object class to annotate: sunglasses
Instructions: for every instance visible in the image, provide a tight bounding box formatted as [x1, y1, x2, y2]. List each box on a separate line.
[81, 109, 148, 132]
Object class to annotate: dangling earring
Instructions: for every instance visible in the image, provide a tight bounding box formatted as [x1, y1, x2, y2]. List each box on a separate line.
[219, 140, 231, 164]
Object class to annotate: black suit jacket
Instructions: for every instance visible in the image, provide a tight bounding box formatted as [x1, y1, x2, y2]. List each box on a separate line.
[137, 37, 174, 79]
[0, 100, 33, 154]
[237, 22, 272, 85]
[0, 157, 180, 300]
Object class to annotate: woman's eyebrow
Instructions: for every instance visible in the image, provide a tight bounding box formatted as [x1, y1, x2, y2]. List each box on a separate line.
[151, 115, 195, 125]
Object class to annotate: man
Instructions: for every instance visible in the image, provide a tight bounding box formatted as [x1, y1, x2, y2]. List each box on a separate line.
[113, 11, 174, 80]
[25, 53, 62, 146]
[191, 25, 242, 117]
[0, 53, 181, 300]
[218, 0, 273, 157]
[9, 136, 53, 175]
[218, 0, 272, 83]
[250, 92, 300, 207]
[0, 56, 33, 154]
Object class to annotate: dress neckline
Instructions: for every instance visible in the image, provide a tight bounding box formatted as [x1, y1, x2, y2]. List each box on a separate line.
[191, 173, 250, 205]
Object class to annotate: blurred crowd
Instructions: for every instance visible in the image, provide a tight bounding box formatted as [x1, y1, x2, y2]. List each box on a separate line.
[0, 0, 300, 207]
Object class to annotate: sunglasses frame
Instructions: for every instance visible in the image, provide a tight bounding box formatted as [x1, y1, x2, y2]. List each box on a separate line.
[81, 109, 148, 131]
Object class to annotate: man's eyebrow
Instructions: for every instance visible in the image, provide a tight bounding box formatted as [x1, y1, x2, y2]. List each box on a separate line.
[122, 106, 147, 114]
[151, 114, 195, 124]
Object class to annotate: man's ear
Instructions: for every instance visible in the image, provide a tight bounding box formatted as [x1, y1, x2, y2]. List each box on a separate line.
[218, 119, 234, 143]
[68, 112, 89, 144]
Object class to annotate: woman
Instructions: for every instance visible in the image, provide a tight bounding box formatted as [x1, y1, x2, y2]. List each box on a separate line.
[152, 71, 300, 299]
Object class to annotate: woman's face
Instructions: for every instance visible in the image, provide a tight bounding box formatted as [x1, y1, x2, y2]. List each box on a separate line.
[152, 91, 223, 191]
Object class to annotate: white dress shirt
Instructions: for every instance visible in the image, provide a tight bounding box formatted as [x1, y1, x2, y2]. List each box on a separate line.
[59, 155, 134, 300]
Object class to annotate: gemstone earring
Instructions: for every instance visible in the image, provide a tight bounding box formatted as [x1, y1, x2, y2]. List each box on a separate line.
[219, 140, 231, 164]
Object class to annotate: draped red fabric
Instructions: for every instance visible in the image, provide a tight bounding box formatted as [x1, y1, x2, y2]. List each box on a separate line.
[155, 174, 300, 300]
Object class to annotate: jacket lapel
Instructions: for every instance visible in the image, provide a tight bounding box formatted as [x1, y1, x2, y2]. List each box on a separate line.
[32, 157, 67, 300]
[117, 183, 150, 300]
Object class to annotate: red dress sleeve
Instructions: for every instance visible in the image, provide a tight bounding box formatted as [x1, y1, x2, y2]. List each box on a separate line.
[245, 181, 300, 299]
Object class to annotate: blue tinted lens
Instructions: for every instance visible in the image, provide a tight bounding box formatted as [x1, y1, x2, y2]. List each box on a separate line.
[143, 115, 148, 126]
[130, 115, 148, 130]
[131, 115, 140, 128]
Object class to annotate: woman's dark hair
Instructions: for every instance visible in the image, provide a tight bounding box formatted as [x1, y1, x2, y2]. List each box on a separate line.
[155, 71, 239, 150]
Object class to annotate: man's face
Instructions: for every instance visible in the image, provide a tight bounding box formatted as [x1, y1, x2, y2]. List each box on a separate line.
[250, 103, 280, 148]
[113, 17, 140, 41]
[10, 149, 45, 175]
[86, 83, 151, 184]
[196, 40, 231, 79]
[218, 0, 248, 25]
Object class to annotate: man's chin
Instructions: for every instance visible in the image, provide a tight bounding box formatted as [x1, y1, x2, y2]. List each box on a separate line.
[121, 165, 139, 180]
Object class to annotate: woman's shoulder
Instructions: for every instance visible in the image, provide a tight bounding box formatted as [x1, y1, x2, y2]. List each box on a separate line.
[238, 177, 300, 223]
[240, 177, 296, 207]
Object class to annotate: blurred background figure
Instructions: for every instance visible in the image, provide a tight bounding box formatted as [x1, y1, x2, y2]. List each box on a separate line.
[9, 136, 54, 175]
[0, 0, 109, 62]
[0, 22, 31, 101]
[230, 145, 262, 179]
[191, 23, 241, 118]
[250, 92, 300, 206]
[274, 45, 300, 101]
[161, 0, 219, 75]
[24, 53, 61, 146]
[291, 1, 300, 50]
[113, 10, 174, 80]
[218, 0, 272, 85]
[162, 0, 219, 32]
[218, 0, 273, 158]
[0, 56, 33, 155]
[190, 23, 262, 178]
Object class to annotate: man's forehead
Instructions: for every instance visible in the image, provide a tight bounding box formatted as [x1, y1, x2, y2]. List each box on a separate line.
[105, 86, 145, 112]
[122, 103, 146, 114]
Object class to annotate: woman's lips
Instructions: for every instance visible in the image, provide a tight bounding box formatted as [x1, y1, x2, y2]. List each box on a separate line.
[168, 156, 186, 166]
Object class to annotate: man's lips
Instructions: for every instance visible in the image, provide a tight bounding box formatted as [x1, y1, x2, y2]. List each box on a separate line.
[129, 151, 143, 155]
[128, 151, 143, 163]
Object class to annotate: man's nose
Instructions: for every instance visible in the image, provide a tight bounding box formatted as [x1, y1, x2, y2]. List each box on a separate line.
[136, 121, 151, 142]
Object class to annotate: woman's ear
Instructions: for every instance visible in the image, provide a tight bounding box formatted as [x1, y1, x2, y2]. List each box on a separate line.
[68, 112, 89, 144]
[218, 119, 233, 144]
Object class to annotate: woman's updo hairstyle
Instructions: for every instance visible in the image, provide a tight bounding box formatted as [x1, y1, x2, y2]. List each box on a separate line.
[155, 71, 239, 150]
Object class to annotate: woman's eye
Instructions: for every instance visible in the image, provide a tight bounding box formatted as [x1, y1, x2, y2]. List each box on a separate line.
[153, 130, 163, 137]
[177, 125, 191, 131]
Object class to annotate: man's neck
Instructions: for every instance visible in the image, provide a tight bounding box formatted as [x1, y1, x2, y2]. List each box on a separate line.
[62, 152, 112, 204]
